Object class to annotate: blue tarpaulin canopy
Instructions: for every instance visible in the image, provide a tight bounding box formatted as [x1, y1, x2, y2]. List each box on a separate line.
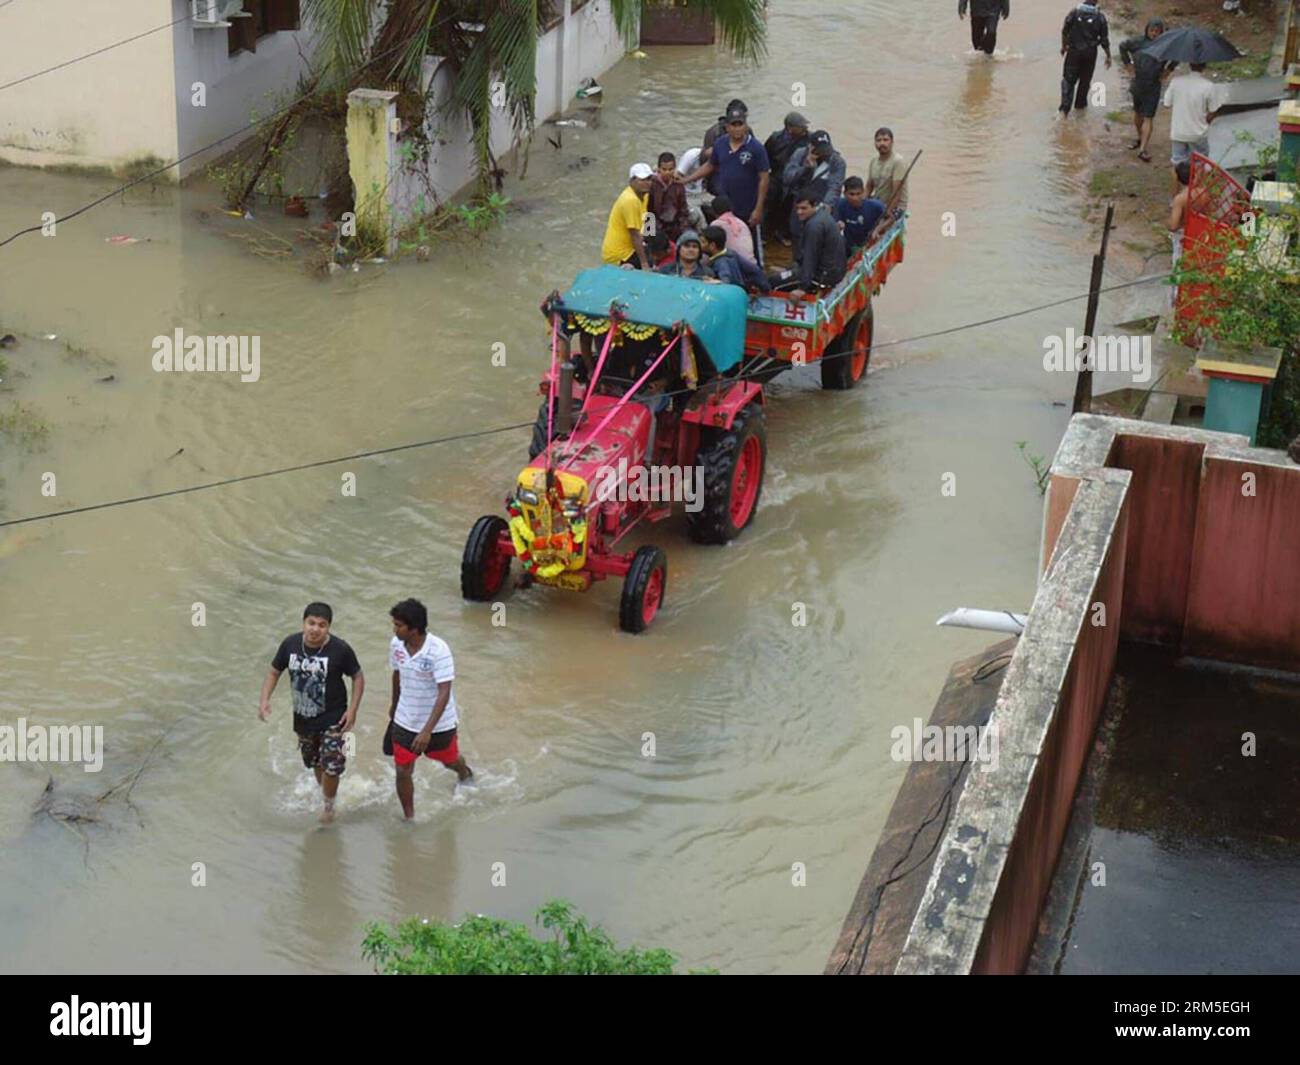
[557, 266, 748, 372]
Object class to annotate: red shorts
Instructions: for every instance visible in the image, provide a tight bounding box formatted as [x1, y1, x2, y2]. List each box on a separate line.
[391, 724, 459, 768]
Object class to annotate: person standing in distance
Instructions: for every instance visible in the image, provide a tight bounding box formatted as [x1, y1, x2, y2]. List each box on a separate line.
[1059, 2, 1111, 117]
[387, 598, 472, 819]
[259, 602, 364, 824]
[959, 0, 1010, 57]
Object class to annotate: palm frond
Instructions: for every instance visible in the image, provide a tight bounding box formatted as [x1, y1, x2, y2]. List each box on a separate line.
[609, 0, 768, 62]
[301, 0, 380, 92]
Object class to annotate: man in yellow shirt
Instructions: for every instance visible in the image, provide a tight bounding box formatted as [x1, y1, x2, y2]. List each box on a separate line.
[602, 163, 654, 269]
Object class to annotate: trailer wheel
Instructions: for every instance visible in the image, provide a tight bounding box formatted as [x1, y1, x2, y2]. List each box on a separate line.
[462, 515, 512, 600]
[620, 545, 667, 633]
[821, 304, 874, 390]
[687, 404, 766, 544]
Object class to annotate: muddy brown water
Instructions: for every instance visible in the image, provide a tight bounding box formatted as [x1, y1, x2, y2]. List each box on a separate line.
[0, 2, 1131, 973]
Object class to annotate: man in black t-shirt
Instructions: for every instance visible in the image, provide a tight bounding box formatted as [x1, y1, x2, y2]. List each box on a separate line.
[259, 601, 365, 823]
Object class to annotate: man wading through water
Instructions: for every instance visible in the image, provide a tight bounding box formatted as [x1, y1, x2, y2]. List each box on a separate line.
[1059, 2, 1111, 117]
[259, 602, 364, 824]
[386, 598, 472, 818]
[958, 0, 1010, 57]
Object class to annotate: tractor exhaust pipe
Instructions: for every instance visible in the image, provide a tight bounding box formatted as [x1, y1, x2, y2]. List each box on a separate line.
[556, 361, 575, 436]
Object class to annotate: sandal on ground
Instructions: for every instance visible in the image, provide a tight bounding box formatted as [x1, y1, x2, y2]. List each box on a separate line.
[1138, 150, 1152, 162]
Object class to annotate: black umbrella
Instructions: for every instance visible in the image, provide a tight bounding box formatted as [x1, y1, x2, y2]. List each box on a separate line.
[1140, 26, 1242, 64]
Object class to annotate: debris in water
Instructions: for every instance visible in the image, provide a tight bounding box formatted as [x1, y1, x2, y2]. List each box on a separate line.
[105, 234, 140, 245]
[43, 333, 57, 340]
[576, 77, 603, 96]
[167, 447, 184, 460]
[96, 374, 116, 383]
[285, 196, 308, 218]
[0, 333, 16, 348]
[554, 119, 587, 128]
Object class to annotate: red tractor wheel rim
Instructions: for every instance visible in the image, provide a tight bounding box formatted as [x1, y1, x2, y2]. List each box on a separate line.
[483, 534, 510, 593]
[851, 314, 873, 381]
[730, 435, 762, 527]
[642, 566, 663, 624]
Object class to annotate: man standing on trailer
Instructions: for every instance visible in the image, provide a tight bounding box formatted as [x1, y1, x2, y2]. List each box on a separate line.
[681, 102, 771, 269]
[387, 598, 473, 819]
[959, 0, 1010, 57]
[602, 163, 654, 269]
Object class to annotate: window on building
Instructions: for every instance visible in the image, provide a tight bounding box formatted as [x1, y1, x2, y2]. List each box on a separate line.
[540, 0, 564, 32]
[228, 0, 300, 57]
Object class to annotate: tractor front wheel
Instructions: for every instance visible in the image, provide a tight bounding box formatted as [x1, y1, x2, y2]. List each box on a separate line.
[462, 515, 512, 601]
[619, 545, 667, 633]
[687, 404, 767, 544]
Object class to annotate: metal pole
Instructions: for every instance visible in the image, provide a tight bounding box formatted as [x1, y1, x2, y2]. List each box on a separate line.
[556, 362, 575, 436]
[1072, 202, 1114, 414]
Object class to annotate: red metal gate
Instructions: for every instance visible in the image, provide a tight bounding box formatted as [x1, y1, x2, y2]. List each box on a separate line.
[1175, 152, 1251, 339]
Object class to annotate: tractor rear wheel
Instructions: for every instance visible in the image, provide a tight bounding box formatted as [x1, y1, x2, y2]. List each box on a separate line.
[462, 515, 512, 600]
[687, 404, 767, 544]
[620, 545, 667, 633]
[820, 304, 874, 390]
[528, 400, 572, 460]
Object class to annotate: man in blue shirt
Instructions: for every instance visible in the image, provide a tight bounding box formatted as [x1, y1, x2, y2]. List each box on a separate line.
[682, 102, 771, 268]
[833, 177, 886, 255]
[700, 226, 769, 293]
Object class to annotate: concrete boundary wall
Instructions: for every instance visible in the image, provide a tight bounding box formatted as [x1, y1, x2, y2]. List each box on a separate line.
[895, 467, 1132, 974]
[1045, 416, 1300, 672]
[1184, 447, 1300, 671]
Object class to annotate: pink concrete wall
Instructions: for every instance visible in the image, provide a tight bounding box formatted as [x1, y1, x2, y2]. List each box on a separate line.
[1182, 458, 1300, 671]
[974, 490, 1130, 975]
[1106, 435, 1206, 646]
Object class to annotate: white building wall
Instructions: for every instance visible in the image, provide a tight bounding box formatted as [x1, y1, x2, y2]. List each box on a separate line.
[398, 0, 626, 209]
[563, 0, 624, 102]
[0, 1, 313, 178]
[0, 0, 179, 172]
[171, 6, 313, 179]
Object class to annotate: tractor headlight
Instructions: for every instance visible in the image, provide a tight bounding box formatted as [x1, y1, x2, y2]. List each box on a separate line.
[517, 488, 539, 506]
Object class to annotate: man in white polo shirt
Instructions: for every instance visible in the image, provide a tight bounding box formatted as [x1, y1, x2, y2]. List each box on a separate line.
[386, 598, 472, 818]
[1162, 63, 1228, 187]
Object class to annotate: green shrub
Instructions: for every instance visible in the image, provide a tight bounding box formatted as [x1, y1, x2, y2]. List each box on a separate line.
[361, 899, 703, 975]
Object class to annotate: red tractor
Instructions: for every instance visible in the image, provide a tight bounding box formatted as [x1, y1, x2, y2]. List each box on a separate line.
[461, 218, 906, 631]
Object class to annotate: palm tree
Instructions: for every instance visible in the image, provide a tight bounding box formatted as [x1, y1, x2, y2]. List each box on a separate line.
[300, 0, 767, 194]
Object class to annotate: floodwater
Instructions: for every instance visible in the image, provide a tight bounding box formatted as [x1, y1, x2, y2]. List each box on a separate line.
[0, 1, 1126, 973]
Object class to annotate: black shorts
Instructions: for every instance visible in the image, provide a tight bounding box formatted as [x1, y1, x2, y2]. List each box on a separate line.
[1132, 82, 1160, 119]
[298, 724, 347, 777]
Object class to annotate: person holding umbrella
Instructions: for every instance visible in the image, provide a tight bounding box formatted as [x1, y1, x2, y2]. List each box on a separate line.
[1119, 18, 1176, 162]
[1143, 25, 1241, 183]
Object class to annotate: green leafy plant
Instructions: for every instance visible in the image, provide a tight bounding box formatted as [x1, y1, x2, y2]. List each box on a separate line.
[362, 899, 709, 975]
[1173, 206, 1300, 446]
[1016, 441, 1051, 496]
